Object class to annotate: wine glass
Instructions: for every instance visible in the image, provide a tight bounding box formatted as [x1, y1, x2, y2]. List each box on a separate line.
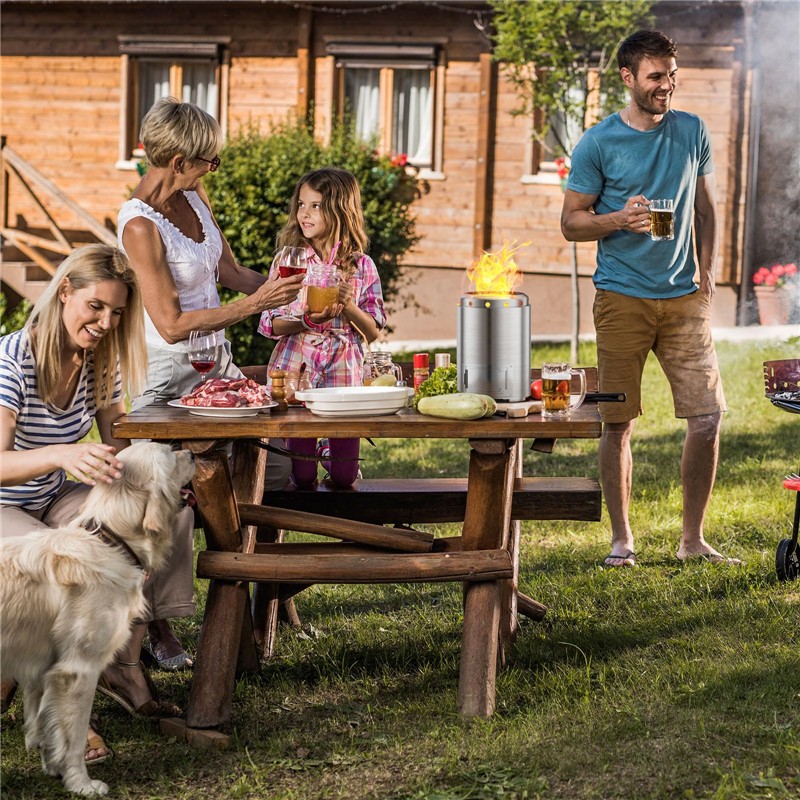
[277, 246, 308, 278]
[188, 330, 218, 382]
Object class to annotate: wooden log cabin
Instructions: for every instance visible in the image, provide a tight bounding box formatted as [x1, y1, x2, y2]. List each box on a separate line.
[1, 1, 797, 341]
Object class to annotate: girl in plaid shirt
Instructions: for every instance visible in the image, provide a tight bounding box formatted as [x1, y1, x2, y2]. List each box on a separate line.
[258, 168, 386, 487]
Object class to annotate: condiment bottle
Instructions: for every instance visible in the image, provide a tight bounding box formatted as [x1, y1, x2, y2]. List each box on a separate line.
[434, 353, 451, 370]
[413, 353, 430, 393]
[297, 362, 312, 392]
[268, 368, 288, 411]
[286, 362, 313, 404]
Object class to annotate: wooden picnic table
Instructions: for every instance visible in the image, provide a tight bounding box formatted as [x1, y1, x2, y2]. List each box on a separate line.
[112, 400, 601, 733]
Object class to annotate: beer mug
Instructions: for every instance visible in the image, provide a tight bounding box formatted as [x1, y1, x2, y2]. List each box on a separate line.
[541, 362, 586, 419]
[649, 199, 674, 241]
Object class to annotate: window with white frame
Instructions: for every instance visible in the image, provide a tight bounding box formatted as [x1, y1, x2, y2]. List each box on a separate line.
[117, 37, 229, 166]
[329, 43, 442, 171]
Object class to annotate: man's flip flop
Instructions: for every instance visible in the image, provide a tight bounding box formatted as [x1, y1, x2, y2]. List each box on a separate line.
[603, 550, 637, 568]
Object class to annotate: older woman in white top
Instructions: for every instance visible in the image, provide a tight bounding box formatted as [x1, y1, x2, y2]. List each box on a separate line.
[117, 97, 302, 667]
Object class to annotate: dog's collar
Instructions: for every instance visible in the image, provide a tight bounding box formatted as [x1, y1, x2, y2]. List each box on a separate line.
[83, 519, 144, 571]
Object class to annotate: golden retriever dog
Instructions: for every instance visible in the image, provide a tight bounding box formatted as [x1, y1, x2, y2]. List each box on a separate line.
[0, 442, 195, 796]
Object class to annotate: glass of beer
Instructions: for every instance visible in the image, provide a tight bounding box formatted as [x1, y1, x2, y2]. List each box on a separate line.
[541, 362, 586, 419]
[649, 199, 674, 241]
[306, 263, 340, 313]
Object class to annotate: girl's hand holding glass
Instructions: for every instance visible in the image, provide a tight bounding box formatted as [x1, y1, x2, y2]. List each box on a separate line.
[338, 279, 354, 309]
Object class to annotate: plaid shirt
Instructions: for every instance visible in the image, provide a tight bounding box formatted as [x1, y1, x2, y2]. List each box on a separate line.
[258, 249, 386, 387]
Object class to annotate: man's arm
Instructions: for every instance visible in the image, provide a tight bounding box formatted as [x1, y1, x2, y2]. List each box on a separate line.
[693, 173, 719, 299]
[561, 189, 651, 242]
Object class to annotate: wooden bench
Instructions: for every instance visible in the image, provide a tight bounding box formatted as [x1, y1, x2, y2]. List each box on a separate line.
[262, 476, 601, 526]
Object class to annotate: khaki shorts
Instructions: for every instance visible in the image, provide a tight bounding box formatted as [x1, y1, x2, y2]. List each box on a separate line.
[593, 289, 727, 423]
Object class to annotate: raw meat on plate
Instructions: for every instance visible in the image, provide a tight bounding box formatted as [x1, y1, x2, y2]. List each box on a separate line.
[179, 377, 271, 407]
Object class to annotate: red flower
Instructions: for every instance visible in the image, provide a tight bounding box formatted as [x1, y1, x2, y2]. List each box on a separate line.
[753, 263, 799, 289]
[391, 153, 408, 167]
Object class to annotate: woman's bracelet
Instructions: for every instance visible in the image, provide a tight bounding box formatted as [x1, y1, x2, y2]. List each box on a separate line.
[301, 314, 320, 330]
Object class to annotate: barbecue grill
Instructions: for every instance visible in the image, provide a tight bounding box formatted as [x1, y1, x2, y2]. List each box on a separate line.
[763, 359, 800, 581]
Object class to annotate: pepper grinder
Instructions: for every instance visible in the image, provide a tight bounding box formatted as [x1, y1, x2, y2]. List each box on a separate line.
[269, 368, 288, 411]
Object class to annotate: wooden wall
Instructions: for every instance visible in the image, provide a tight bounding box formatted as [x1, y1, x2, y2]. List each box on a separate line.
[1, 1, 751, 339]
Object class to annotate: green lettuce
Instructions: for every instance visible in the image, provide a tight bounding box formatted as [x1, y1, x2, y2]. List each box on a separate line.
[413, 364, 459, 409]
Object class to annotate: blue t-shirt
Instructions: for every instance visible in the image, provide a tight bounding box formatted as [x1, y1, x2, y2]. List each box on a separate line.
[0, 329, 122, 510]
[567, 109, 714, 298]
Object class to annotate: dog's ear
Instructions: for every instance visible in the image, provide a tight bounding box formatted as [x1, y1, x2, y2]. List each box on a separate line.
[134, 444, 182, 540]
[142, 481, 177, 540]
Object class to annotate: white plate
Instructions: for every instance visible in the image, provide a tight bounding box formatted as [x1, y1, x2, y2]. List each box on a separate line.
[303, 406, 406, 418]
[167, 399, 277, 417]
[295, 386, 413, 417]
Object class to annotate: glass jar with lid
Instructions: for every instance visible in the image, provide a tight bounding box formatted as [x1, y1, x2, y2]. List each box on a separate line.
[363, 351, 404, 386]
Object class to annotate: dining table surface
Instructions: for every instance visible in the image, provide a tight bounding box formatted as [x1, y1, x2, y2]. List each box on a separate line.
[112, 400, 602, 732]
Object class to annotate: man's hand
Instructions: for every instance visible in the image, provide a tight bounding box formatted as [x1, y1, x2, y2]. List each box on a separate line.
[622, 195, 652, 234]
[698, 269, 716, 300]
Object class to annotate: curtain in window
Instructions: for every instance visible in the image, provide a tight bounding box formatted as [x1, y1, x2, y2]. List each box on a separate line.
[392, 70, 432, 166]
[344, 68, 381, 141]
[138, 61, 171, 134]
[182, 62, 217, 115]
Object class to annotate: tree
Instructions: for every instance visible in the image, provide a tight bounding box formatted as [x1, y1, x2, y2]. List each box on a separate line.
[491, 0, 653, 359]
[206, 117, 420, 367]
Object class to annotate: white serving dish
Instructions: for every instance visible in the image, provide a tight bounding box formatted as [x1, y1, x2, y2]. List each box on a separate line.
[167, 399, 277, 417]
[295, 386, 413, 417]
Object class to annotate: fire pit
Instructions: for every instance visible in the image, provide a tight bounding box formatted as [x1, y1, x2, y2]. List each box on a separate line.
[456, 244, 531, 402]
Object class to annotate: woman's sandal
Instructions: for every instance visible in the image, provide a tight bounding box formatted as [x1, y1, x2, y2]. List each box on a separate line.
[85, 715, 112, 764]
[85, 732, 112, 764]
[96, 660, 182, 720]
[148, 643, 193, 672]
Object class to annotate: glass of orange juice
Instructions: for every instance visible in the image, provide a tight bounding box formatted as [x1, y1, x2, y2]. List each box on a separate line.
[306, 263, 340, 313]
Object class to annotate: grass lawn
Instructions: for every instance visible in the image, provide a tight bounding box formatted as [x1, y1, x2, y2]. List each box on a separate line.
[2, 338, 799, 799]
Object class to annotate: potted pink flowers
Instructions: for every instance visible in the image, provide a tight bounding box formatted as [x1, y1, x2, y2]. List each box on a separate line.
[753, 262, 799, 325]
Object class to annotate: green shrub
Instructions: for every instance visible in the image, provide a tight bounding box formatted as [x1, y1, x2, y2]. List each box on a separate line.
[0, 293, 32, 335]
[206, 117, 420, 367]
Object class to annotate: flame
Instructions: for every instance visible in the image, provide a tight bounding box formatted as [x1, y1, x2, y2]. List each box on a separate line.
[466, 241, 529, 296]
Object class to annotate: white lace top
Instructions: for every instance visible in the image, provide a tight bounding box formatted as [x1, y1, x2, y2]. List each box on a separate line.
[117, 191, 226, 353]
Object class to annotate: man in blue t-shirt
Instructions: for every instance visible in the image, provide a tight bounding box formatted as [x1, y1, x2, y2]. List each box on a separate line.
[561, 29, 737, 568]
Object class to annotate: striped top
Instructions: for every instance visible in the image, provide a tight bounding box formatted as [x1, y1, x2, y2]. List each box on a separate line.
[0, 329, 122, 511]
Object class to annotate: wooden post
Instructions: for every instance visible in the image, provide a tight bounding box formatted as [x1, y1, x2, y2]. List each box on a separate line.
[230, 439, 268, 669]
[184, 442, 246, 728]
[251, 524, 284, 660]
[498, 440, 522, 655]
[472, 52, 497, 257]
[296, 8, 314, 118]
[457, 438, 515, 718]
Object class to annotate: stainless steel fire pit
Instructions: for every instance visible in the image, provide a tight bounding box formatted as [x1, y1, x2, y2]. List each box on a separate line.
[456, 291, 531, 402]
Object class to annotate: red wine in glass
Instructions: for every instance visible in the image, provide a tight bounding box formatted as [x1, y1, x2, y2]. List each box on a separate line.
[191, 359, 215, 375]
[276, 246, 308, 278]
[188, 331, 218, 382]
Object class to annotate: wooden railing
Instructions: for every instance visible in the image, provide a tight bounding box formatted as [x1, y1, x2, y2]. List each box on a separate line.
[0, 142, 117, 298]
